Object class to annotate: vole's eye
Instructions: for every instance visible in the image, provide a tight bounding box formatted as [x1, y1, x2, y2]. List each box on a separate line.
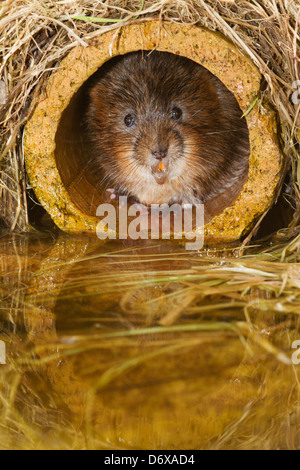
[171, 107, 183, 120]
[124, 114, 135, 127]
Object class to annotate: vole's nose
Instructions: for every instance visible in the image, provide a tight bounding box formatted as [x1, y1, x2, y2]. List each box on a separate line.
[152, 149, 168, 160]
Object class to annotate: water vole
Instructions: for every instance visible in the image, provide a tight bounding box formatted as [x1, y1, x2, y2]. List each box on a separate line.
[86, 51, 249, 209]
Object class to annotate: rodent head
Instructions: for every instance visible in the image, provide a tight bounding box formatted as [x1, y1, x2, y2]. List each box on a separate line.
[87, 51, 249, 206]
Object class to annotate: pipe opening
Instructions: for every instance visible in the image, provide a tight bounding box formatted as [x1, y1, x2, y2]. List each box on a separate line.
[55, 51, 250, 223]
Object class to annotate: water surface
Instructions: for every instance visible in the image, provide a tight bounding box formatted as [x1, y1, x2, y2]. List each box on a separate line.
[0, 232, 299, 450]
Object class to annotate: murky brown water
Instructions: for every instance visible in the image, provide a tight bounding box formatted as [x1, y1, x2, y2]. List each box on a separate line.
[0, 232, 299, 450]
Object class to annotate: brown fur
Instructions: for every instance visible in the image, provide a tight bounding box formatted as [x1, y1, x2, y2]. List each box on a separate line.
[86, 51, 250, 207]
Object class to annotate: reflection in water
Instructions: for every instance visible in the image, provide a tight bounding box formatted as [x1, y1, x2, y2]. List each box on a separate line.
[0, 232, 299, 449]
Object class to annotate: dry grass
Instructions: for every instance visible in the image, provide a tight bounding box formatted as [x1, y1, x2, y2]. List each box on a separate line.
[0, 0, 299, 235]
